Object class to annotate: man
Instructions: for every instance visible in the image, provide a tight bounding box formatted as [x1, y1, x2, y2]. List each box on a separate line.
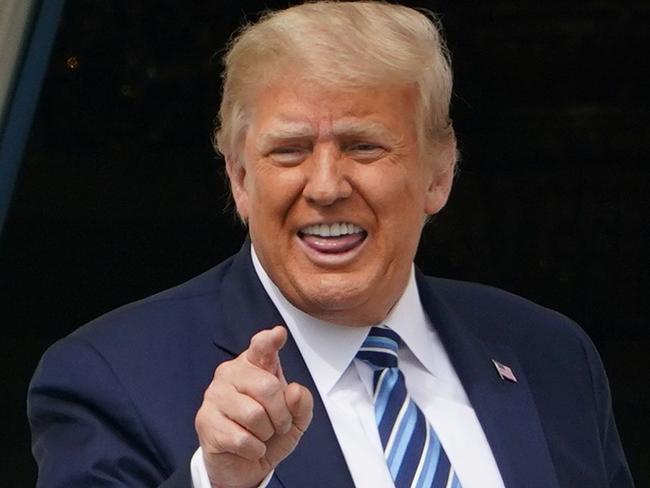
[28, 2, 633, 487]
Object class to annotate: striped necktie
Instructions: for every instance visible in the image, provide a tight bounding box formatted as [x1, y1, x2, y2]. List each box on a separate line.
[357, 327, 463, 488]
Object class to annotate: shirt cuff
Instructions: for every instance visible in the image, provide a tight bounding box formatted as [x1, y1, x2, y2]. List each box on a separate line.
[190, 447, 275, 488]
[190, 447, 212, 488]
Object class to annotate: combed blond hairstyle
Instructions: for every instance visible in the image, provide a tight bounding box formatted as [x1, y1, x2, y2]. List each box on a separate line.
[214, 1, 454, 162]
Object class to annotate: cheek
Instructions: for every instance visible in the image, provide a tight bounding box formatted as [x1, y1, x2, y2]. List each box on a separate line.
[249, 166, 306, 218]
[364, 167, 426, 218]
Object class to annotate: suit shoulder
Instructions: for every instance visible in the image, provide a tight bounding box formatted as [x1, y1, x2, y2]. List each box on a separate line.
[31, 257, 238, 433]
[66, 256, 235, 353]
[421, 275, 591, 346]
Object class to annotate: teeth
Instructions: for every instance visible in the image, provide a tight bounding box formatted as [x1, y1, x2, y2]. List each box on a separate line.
[301, 222, 364, 237]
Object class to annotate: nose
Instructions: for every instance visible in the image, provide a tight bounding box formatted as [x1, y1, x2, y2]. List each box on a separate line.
[302, 145, 352, 206]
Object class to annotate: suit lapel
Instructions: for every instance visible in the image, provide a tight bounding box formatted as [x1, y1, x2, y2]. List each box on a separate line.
[416, 271, 560, 488]
[212, 243, 354, 488]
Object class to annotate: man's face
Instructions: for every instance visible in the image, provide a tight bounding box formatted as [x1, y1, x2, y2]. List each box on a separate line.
[227, 76, 454, 326]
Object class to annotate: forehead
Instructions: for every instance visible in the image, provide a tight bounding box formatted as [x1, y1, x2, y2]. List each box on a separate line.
[248, 77, 420, 138]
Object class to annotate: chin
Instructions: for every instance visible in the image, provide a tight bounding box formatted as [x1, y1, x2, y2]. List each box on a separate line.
[293, 279, 383, 326]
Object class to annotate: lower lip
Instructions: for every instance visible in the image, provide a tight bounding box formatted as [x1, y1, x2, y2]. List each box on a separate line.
[297, 232, 367, 266]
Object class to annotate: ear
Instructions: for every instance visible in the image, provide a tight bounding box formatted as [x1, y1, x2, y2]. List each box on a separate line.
[225, 155, 250, 221]
[424, 139, 456, 215]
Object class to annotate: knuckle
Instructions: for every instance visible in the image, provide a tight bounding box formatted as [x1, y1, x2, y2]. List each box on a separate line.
[243, 403, 266, 425]
[202, 383, 215, 401]
[202, 382, 223, 405]
[195, 407, 216, 438]
[194, 410, 207, 434]
[231, 430, 253, 452]
[256, 375, 281, 397]
[214, 360, 233, 379]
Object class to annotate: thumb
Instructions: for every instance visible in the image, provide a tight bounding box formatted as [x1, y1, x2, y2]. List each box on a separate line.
[263, 383, 313, 467]
[285, 382, 313, 433]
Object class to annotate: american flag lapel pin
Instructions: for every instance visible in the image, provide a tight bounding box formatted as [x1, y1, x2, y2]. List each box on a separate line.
[492, 359, 517, 383]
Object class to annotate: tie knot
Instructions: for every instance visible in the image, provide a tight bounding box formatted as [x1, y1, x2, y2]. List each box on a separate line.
[356, 327, 401, 369]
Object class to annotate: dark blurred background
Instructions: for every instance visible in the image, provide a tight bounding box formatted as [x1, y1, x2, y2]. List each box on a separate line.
[2, 0, 648, 485]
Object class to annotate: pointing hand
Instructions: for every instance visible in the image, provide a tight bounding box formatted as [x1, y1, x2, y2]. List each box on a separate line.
[195, 326, 314, 488]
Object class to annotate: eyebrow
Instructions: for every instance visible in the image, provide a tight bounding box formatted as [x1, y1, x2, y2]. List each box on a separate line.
[255, 122, 315, 151]
[331, 120, 391, 140]
[256, 119, 392, 149]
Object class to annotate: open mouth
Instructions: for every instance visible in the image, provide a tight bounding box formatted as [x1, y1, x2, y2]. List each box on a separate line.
[298, 222, 367, 254]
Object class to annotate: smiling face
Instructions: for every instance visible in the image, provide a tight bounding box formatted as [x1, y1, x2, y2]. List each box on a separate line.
[227, 76, 455, 326]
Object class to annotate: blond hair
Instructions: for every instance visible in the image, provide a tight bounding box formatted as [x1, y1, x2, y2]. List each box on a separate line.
[214, 1, 454, 162]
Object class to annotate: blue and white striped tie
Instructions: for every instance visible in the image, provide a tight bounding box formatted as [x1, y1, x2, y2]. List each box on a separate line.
[357, 327, 463, 488]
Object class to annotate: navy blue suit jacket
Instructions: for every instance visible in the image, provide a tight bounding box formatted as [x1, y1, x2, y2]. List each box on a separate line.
[28, 243, 634, 487]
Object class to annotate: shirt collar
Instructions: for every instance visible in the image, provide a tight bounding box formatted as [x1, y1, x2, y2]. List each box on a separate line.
[250, 244, 438, 394]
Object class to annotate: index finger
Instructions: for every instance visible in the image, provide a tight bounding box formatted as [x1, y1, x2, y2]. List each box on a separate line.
[245, 325, 287, 377]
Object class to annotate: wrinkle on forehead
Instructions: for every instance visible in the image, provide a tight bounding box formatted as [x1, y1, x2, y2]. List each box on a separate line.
[247, 79, 420, 154]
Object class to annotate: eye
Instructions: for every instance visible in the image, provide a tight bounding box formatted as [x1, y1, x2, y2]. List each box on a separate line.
[350, 143, 378, 151]
[346, 142, 385, 160]
[268, 146, 308, 166]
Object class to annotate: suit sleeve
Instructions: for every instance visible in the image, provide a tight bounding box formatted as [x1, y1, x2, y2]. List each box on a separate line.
[28, 336, 191, 487]
[581, 335, 635, 488]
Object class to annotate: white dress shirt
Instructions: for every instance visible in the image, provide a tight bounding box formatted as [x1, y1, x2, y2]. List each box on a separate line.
[191, 246, 505, 488]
